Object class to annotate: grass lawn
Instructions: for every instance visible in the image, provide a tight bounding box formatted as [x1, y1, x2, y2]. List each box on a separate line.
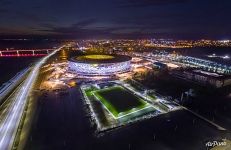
[93, 86, 149, 118]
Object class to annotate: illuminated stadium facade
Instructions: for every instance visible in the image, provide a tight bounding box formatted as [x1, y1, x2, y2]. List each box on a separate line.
[68, 55, 132, 76]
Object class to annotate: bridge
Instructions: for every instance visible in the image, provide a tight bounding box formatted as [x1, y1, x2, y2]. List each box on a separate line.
[0, 49, 55, 57]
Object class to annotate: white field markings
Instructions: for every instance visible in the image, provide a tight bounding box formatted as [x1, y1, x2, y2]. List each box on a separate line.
[116, 105, 152, 119]
[115, 80, 181, 112]
[113, 84, 168, 113]
[91, 86, 154, 120]
[81, 82, 181, 131]
[91, 92, 118, 120]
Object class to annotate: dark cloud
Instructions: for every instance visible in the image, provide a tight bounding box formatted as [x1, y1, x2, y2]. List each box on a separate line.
[38, 19, 100, 34]
[0, 9, 8, 13]
[0, 0, 231, 39]
[0, 0, 12, 5]
[36, 19, 153, 39]
[118, 0, 190, 7]
[71, 19, 99, 27]
[0, 0, 12, 14]
[38, 21, 114, 38]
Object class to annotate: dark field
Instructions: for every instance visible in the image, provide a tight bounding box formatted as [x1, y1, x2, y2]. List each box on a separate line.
[94, 86, 147, 117]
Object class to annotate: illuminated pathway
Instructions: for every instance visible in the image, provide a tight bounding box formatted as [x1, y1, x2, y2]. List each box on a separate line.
[0, 47, 62, 150]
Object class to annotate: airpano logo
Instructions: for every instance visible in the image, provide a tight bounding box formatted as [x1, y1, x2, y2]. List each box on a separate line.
[205, 139, 227, 149]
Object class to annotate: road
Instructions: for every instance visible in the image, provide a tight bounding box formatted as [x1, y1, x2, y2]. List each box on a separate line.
[0, 47, 61, 150]
[0, 67, 30, 104]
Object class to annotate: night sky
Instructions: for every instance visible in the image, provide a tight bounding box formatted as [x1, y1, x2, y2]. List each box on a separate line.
[0, 0, 231, 39]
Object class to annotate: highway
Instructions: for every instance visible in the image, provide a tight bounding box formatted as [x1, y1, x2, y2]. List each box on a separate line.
[0, 67, 30, 104]
[0, 47, 61, 150]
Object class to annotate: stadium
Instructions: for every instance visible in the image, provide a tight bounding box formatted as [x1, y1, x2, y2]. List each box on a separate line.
[68, 54, 132, 76]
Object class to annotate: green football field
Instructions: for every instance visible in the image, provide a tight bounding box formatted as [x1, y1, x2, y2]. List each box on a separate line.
[92, 86, 150, 119]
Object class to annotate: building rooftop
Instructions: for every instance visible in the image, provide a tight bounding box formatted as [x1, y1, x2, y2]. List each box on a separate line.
[185, 69, 231, 80]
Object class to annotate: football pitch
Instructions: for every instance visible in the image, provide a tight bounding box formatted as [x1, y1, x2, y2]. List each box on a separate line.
[92, 86, 151, 119]
[81, 81, 180, 131]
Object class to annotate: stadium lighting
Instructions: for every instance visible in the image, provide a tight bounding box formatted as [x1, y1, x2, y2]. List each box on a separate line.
[68, 54, 132, 76]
